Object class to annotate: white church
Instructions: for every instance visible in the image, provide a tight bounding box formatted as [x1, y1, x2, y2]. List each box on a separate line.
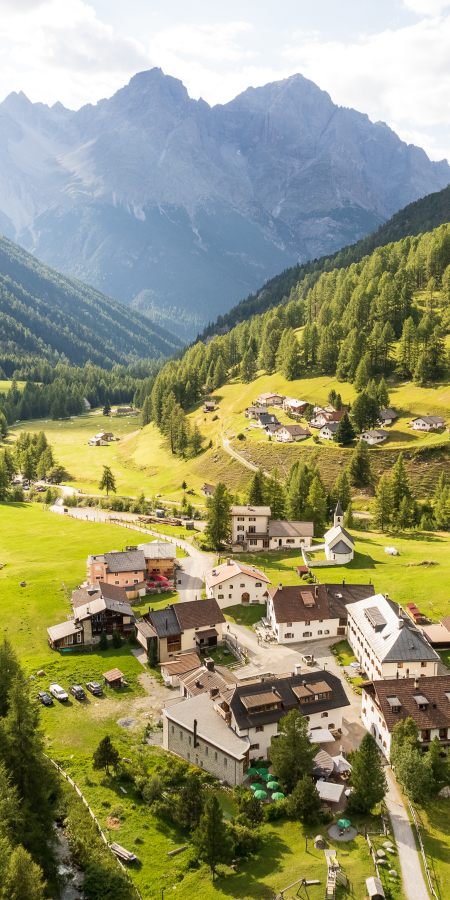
[323, 501, 354, 564]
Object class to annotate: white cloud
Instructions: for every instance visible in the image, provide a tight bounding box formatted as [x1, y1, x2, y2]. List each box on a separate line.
[403, 0, 450, 15]
[149, 22, 254, 63]
[0, 0, 48, 9]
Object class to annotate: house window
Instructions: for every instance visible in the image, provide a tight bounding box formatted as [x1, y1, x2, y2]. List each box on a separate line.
[321, 712, 328, 718]
[237, 517, 245, 521]
[218, 585, 222, 589]
[249, 744, 259, 751]
[285, 633, 294, 638]
[397, 663, 403, 669]
[218, 594, 224, 599]
[318, 630, 323, 635]
[286, 622, 293, 627]
[240, 584, 245, 587]
[324, 630, 329, 635]
[255, 582, 262, 587]
[305, 620, 310, 626]
[125, 580, 129, 585]
[250, 540, 257, 545]
[439, 728, 447, 739]
[205, 746, 208, 755]
[134, 579, 138, 584]
[215, 752, 218, 761]
[249, 517, 256, 521]
[224, 758, 227, 767]
[248, 527, 256, 534]
[229, 585, 233, 589]
[421, 662, 427, 668]
[189, 736, 192, 745]
[286, 538, 295, 543]
[256, 725, 264, 732]
[303, 632, 311, 637]
[229, 594, 232, 599]
[115, 581, 119, 585]
[180, 731, 183, 740]
[77, 632, 82, 643]
[171, 725, 174, 734]
[237, 526, 244, 531]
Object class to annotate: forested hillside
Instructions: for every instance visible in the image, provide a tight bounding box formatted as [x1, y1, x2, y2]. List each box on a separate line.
[201, 184, 450, 339]
[145, 223, 450, 442]
[0, 235, 184, 374]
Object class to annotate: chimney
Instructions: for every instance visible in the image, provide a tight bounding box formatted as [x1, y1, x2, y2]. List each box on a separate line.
[204, 657, 215, 671]
[227, 558, 232, 566]
[252, 565, 256, 572]
[414, 677, 419, 689]
[398, 618, 403, 630]
[294, 663, 302, 675]
[342, 578, 345, 586]
[303, 679, 307, 687]
[315, 585, 318, 599]
[278, 583, 283, 590]
[193, 719, 198, 748]
[209, 687, 219, 698]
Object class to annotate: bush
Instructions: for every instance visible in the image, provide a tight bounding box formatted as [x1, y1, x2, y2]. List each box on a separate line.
[83, 864, 135, 900]
[236, 433, 245, 440]
[228, 823, 260, 857]
[264, 798, 288, 820]
[111, 627, 122, 648]
[212, 415, 219, 421]
[99, 632, 108, 650]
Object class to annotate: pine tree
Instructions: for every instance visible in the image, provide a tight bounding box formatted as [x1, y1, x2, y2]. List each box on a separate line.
[348, 438, 372, 486]
[377, 377, 390, 409]
[284, 339, 301, 380]
[175, 774, 205, 828]
[205, 483, 232, 549]
[99, 465, 116, 496]
[188, 423, 204, 457]
[102, 397, 111, 416]
[2, 846, 46, 900]
[93, 736, 119, 776]
[240, 348, 257, 383]
[304, 476, 327, 536]
[347, 733, 387, 813]
[0, 462, 9, 501]
[394, 495, 413, 531]
[333, 471, 352, 511]
[266, 467, 286, 520]
[141, 395, 152, 426]
[270, 709, 318, 793]
[192, 794, 233, 878]
[334, 412, 356, 445]
[213, 356, 227, 389]
[373, 474, 393, 531]
[353, 352, 371, 391]
[286, 775, 322, 824]
[391, 453, 411, 512]
[344, 501, 354, 528]
[247, 468, 266, 505]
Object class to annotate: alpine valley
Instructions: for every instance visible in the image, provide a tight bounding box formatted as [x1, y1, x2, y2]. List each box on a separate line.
[0, 67, 449, 339]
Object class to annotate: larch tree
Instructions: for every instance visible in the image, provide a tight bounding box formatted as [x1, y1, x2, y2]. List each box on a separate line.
[93, 735, 119, 776]
[192, 793, 233, 879]
[373, 474, 393, 531]
[348, 439, 372, 486]
[205, 482, 232, 549]
[99, 465, 116, 496]
[334, 412, 356, 445]
[304, 476, 328, 537]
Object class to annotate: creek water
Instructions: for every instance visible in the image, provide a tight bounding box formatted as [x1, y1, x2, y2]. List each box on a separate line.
[54, 824, 84, 900]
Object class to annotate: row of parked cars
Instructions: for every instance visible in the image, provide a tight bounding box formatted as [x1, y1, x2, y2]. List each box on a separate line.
[37, 681, 103, 705]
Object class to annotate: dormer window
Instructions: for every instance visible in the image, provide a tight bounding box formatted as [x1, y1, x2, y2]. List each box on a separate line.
[414, 694, 429, 711]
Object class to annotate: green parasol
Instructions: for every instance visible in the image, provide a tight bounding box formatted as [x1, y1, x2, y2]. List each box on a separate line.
[267, 781, 279, 790]
[272, 792, 285, 800]
[254, 790, 267, 800]
[257, 768, 269, 775]
[337, 818, 351, 828]
[246, 767, 258, 775]
[250, 783, 258, 791]
[261, 772, 271, 781]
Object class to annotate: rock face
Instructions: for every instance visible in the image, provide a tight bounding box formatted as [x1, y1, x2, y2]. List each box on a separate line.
[0, 68, 449, 338]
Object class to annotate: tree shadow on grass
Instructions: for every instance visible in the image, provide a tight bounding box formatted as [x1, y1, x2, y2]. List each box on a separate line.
[213, 831, 288, 899]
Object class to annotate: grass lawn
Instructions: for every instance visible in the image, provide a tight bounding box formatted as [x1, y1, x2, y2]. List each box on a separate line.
[223, 604, 267, 630]
[197, 645, 240, 668]
[412, 797, 450, 898]
[332, 639, 357, 667]
[231, 528, 450, 623]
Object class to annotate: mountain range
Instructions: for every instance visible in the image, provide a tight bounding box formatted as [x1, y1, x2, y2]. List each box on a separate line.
[0, 68, 449, 339]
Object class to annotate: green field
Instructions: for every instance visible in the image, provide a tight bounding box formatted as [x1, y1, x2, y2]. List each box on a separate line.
[230, 528, 450, 622]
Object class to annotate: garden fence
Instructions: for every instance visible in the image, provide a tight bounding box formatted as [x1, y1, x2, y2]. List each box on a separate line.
[44, 755, 143, 900]
[408, 801, 438, 898]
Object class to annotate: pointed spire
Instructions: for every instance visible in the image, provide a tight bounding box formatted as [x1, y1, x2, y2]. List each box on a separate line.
[335, 500, 343, 517]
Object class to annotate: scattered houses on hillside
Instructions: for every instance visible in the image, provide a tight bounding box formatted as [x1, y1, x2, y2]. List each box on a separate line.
[254, 392, 285, 407]
[412, 415, 445, 431]
[266, 581, 374, 644]
[359, 429, 389, 445]
[378, 408, 398, 426]
[203, 400, 216, 412]
[202, 482, 216, 498]
[88, 431, 116, 446]
[162, 668, 350, 784]
[275, 424, 311, 443]
[319, 421, 340, 441]
[145, 597, 225, 662]
[283, 398, 308, 415]
[362, 675, 450, 758]
[205, 559, 270, 608]
[230, 504, 314, 552]
[347, 594, 440, 680]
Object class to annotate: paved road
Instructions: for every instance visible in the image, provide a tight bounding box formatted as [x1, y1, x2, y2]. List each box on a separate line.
[222, 436, 270, 475]
[50, 505, 214, 604]
[385, 768, 430, 900]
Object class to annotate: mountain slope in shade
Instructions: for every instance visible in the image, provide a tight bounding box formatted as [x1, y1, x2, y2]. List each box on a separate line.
[0, 69, 449, 339]
[0, 235, 184, 370]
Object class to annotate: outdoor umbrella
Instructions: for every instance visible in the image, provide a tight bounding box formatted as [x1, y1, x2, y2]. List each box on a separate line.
[246, 767, 258, 775]
[272, 792, 285, 801]
[267, 781, 279, 790]
[337, 818, 351, 829]
[254, 790, 267, 800]
[257, 768, 269, 775]
[261, 772, 271, 781]
[250, 783, 258, 791]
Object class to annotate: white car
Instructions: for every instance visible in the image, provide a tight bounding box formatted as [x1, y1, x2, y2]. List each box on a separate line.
[49, 682, 68, 702]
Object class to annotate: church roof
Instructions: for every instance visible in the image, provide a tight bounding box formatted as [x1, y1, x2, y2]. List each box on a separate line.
[335, 500, 343, 517]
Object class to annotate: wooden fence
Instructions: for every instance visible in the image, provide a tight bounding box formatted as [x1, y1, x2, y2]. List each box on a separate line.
[408, 800, 439, 898]
[45, 755, 143, 900]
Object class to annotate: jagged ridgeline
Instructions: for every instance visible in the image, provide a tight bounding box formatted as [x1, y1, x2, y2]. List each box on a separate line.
[200, 183, 450, 339]
[0, 235, 184, 373]
[150, 222, 450, 416]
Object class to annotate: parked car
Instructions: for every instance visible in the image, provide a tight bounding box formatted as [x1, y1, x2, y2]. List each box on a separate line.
[86, 681, 103, 696]
[37, 691, 53, 706]
[69, 684, 86, 700]
[49, 683, 69, 702]
[35, 486, 46, 493]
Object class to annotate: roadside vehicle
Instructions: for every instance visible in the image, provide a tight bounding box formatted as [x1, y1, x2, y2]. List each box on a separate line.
[69, 684, 86, 700]
[49, 682, 69, 702]
[37, 691, 53, 706]
[86, 681, 103, 696]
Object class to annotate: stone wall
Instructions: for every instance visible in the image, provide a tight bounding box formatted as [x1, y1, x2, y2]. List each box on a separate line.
[163, 714, 245, 786]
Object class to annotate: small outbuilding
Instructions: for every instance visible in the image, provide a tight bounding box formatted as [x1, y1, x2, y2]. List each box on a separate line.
[103, 667, 125, 688]
[366, 876, 385, 899]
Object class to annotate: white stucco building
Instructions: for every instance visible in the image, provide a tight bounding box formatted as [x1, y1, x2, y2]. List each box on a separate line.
[205, 559, 271, 607]
[362, 675, 450, 758]
[230, 504, 313, 552]
[322, 502, 354, 563]
[267, 581, 375, 644]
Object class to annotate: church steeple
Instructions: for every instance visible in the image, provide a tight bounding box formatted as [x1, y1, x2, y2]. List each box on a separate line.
[334, 500, 343, 527]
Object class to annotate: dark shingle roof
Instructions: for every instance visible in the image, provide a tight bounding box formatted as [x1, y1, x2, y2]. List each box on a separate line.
[365, 676, 450, 732]
[231, 671, 349, 731]
[148, 606, 181, 638]
[257, 413, 280, 425]
[104, 550, 146, 573]
[72, 582, 128, 609]
[331, 540, 353, 554]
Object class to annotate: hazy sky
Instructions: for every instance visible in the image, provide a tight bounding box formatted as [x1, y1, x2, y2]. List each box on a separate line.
[1, 0, 450, 162]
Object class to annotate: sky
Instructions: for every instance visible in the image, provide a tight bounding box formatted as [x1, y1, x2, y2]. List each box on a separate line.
[0, 0, 450, 162]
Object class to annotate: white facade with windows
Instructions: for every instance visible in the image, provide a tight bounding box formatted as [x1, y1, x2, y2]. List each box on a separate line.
[205, 559, 270, 608]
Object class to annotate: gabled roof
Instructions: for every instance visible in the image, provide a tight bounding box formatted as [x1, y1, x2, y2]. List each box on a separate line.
[320, 421, 339, 432]
[159, 652, 201, 674]
[137, 541, 175, 560]
[205, 560, 270, 588]
[231, 671, 349, 731]
[47, 620, 83, 641]
[324, 524, 354, 547]
[231, 505, 271, 516]
[413, 415, 445, 424]
[278, 424, 311, 435]
[202, 483, 216, 492]
[268, 520, 314, 538]
[174, 597, 225, 630]
[179, 663, 238, 697]
[258, 392, 285, 400]
[364, 675, 450, 732]
[379, 408, 398, 420]
[72, 582, 128, 609]
[361, 429, 388, 438]
[331, 539, 353, 554]
[74, 594, 134, 621]
[347, 594, 440, 663]
[164, 692, 248, 760]
[257, 413, 281, 425]
[149, 606, 181, 638]
[268, 582, 374, 623]
[104, 549, 146, 572]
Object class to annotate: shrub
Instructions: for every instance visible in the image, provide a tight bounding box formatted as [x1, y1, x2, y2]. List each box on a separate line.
[212, 415, 219, 421]
[237, 433, 245, 440]
[264, 798, 288, 820]
[83, 864, 135, 900]
[111, 627, 122, 648]
[99, 632, 108, 650]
